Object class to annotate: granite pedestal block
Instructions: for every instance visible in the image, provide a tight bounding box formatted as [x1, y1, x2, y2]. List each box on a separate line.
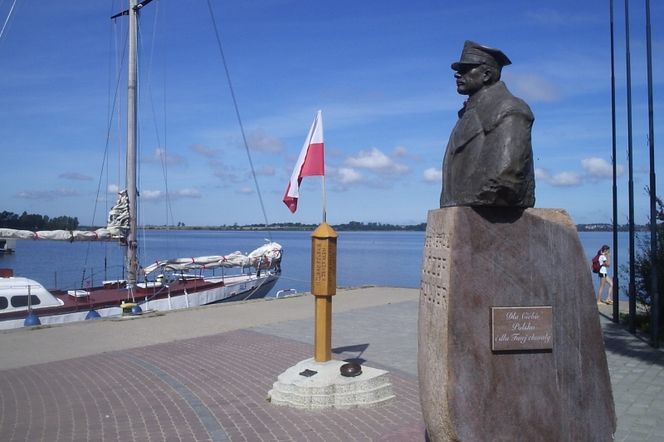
[418, 207, 616, 441]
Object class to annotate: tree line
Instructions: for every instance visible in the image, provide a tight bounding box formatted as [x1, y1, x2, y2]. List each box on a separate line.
[577, 223, 650, 232]
[156, 221, 429, 231]
[0, 211, 79, 231]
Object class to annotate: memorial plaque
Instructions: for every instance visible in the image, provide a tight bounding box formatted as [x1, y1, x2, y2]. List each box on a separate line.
[491, 306, 553, 352]
[311, 223, 337, 296]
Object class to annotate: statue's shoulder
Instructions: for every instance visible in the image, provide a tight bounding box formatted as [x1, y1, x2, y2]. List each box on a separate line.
[476, 82, 533, 130]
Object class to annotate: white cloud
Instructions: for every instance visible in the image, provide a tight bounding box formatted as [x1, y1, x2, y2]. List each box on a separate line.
[255, 165, 276, 176]
[393, 145, 408, 157]
[535, 168, 582, 187]
[247, 129, 284, 153]
[337, 167, 364, 184]
[190, 144, 219, 158]
[581, 157, 624, 178]
[345, 148, 409, 175]
[141, 190, 164, 201]
[147, 148, 187, 166]
[504, 73, 561, 102]
[174, 188, 202, 198]
[59, 172, 92, 181]
[213, 163, 242, 183]
[423, 167, 441, 184]
[140, 188, 201, 202]
[237, 186, 254, 195]
[550, 172, 581, 186]
[525, 9, 602, 27]
[15, 189, 79, 200]
[107, 184, 120, 194]
[532, 158, 624, 189]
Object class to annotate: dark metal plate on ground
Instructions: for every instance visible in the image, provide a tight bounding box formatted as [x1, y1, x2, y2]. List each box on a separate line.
[299, 369, 318, 377]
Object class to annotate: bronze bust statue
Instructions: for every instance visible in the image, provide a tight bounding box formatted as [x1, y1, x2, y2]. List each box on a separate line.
[440, 41, 535, 208]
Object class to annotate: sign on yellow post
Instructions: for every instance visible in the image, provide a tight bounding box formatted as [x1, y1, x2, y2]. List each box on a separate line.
[311, 222, 338, 362]
[311, 222, 337, 296]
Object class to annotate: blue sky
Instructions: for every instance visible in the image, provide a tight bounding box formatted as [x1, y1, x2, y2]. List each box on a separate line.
[0, 0, 662, 226]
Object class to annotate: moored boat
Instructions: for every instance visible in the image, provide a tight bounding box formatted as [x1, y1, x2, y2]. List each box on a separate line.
[0, 0, 283, 329]
[0, 250, 280, 331]
[0, 238, 15, 254]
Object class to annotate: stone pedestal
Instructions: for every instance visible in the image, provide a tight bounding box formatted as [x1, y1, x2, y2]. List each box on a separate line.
[419, 207, 616, 441]
[268, 358, 394, 410]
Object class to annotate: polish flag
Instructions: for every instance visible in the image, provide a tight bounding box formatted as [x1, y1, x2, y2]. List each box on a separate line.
[283, 110, 324, 213]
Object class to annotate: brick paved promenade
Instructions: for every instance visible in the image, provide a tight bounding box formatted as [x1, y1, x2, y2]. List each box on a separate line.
[0, 287, 662, 441]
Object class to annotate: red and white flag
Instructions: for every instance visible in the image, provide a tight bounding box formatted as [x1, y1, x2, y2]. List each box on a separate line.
[283, 110, 324, 213]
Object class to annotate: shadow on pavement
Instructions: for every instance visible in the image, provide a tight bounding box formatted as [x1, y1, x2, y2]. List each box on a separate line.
[332, 343, 369, 365]
[600, 315, 664, 367]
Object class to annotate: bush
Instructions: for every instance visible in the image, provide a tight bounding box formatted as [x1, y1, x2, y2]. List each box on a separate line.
[622, 195, 664, 335]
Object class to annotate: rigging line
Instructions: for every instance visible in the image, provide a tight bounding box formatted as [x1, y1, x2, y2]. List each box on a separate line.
[0, 0, 19, 42]
[112, 6, 124, 199]
[99, 1, 126, 269]
[143, 2, 175, 228]
[240, 276, 268, 301]
[136, 14, 149, 269]
[278, 275, 311, 284]
[205, 0, 272, 240]
[83, 16, 128, 269]
[91, 20, 128, 232]
[84, 17, 129, 271]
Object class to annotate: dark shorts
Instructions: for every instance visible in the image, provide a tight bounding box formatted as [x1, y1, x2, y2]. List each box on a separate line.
[598, 273, 607, 279]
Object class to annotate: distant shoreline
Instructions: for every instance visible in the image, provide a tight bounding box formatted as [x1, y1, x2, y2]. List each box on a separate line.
[131, 222, 649, 233]
[140, 222, 428, 232]
[3, 218, 650, 234]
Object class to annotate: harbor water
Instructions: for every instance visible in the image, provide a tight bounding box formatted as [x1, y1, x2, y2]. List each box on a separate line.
[0, 229, 645, 300]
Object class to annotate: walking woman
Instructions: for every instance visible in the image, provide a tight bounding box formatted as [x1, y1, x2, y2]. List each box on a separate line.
[597, 245, 613, 304]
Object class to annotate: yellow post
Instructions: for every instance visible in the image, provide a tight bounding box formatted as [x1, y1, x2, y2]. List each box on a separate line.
[311, 222, 338, 362]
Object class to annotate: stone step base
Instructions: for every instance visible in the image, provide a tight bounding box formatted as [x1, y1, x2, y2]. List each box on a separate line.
[268, 358, 394, 410]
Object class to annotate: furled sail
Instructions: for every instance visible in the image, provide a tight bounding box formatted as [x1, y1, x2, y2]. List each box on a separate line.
[0, 191, 129, 241]
[106, 190, 130, 234]
[142, 242, 282, 274]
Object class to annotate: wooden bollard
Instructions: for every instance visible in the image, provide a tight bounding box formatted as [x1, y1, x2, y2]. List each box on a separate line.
[311, 222, 338, 362]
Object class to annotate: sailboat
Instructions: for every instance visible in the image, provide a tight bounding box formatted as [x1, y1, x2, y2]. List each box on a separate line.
[0, 0, 282, 330]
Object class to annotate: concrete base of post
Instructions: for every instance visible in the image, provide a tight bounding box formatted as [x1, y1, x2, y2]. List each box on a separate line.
[268, 358, 394, 410]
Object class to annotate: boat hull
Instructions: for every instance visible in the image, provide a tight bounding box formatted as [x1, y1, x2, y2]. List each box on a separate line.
[0, 272, 279, 330]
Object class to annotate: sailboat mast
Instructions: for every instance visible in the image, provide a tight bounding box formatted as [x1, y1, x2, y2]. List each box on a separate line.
[126, 0, 139, 287]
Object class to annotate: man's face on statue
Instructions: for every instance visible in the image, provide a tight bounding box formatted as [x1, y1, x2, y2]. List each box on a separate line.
[454, 64, 487, 96]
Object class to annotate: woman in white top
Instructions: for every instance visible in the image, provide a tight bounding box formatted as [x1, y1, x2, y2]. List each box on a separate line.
[597, 245, 613, 304]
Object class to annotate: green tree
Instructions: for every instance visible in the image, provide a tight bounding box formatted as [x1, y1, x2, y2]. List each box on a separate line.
[626, 195, 664, 337]
[48, 216, 79, 230]
[0, 211, 78, 230]
[0, 211, 19, 228]
[19, 212, 45, 230]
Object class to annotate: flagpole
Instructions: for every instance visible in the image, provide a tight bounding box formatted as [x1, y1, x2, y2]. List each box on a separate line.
[322, 175, 327, 223]
[319, 109, 327, 223]
[624, 0, 636, 334]
[645, 0, 659, 347]
[610, 0, 620, 322]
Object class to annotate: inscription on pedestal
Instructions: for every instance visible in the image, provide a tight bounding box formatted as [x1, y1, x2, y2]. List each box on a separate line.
[491, 306, 553, 352]
[421, 232, 451, 307]
[311, 231, 337, 296]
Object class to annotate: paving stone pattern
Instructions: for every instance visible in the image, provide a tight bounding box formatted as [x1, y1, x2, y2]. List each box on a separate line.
[0, 330, 423, 442]
[1, 294, 664, 441]
[601, 314, 664, 442]
[251, 300, 419, 376]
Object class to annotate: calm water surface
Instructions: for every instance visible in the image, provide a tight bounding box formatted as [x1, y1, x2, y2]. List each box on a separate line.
[0, 229, 646, 299]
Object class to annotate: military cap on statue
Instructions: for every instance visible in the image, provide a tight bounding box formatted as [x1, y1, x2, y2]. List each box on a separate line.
[451, 40, 512, 70]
